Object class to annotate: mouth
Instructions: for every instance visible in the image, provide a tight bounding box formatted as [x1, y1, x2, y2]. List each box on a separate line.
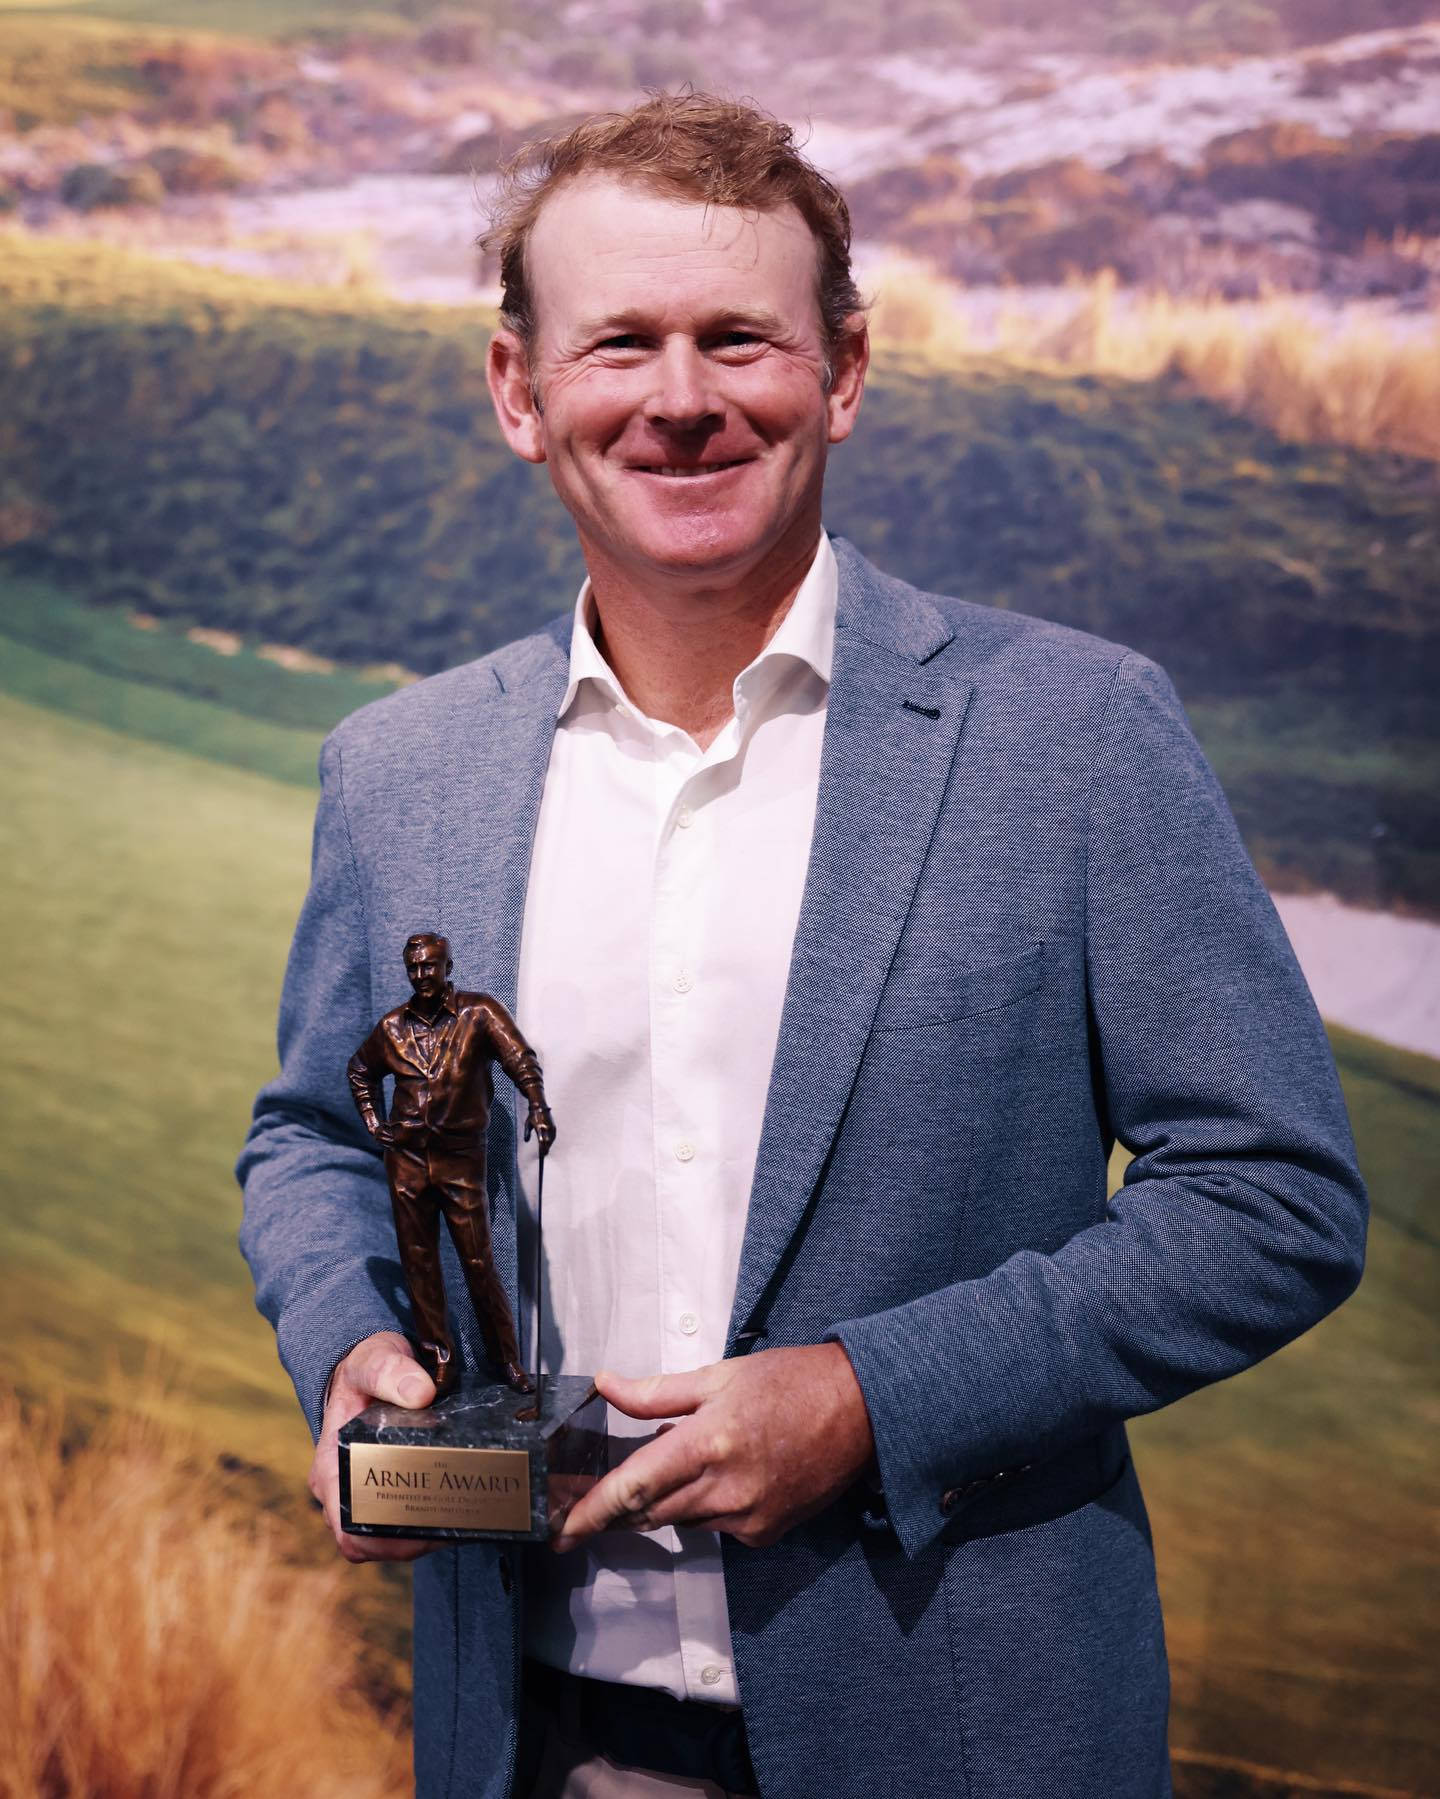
[628, 458, 751, 478]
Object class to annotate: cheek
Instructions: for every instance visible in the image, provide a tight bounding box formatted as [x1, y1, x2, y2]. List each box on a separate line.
[732, 367, 830, 439]
[542, 368, 640, 444]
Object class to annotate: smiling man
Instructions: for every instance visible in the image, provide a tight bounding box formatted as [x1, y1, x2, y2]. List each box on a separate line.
[239, 94, 1366, 1799]
[484, 145, 866, 747]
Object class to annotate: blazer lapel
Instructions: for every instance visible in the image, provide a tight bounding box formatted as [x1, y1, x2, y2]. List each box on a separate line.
[440, 618, 569, 1014]
[727, 542, 973, 1348]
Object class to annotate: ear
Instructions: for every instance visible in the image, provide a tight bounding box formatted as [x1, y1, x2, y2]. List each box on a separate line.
[825, 316, 870, 447]
[487, 327, 547, 464]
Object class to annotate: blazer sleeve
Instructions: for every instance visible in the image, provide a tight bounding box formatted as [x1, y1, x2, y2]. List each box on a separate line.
[831, 651, 1368, 1557]
[236, 733, 411, 1439]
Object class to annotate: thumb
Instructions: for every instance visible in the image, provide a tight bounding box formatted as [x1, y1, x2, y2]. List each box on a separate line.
[596, 1366, 716, 1420]
[349, 1336, 436, 1410]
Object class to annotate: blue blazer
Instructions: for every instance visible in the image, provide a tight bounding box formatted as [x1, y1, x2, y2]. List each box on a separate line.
[239, 537, 1366, 1799]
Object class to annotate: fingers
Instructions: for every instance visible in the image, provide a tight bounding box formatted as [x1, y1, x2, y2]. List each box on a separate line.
[341, 1334, 436, 1411]
[309, 1332, 439, 1564]
[552, 1426, 706, 1546]
[596, 1366, 717, 1420]
[564, 1347, 877, 1551]
[308, 1432, 436, 1562]
[553, 1366, 737, 1544]
[336, 1528, 440, 1565]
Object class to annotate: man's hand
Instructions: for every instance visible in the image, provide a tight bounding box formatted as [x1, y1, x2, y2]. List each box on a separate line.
[552, 1343, 875, 1551]
[370, 1121, 408, 1150]
[309, 1331, 440, 1564]
[525, 1102, 557, 1154]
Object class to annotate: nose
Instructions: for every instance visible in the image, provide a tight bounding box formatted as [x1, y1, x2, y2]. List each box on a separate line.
[645, 335, 722, 433]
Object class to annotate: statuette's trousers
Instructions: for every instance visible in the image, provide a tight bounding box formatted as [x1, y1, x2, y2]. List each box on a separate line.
[383, 1136, 522, 1379]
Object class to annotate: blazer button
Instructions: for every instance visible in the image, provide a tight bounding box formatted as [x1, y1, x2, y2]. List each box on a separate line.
[940, 1476, 989, 1515]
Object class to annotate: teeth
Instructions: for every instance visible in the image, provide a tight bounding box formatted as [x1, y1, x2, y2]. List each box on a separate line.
[644, 462, 739, 476]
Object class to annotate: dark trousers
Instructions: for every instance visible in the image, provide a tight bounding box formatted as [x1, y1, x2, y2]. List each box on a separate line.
[384, 1139, 521, 1376]
[518, 1662, 759, 1797]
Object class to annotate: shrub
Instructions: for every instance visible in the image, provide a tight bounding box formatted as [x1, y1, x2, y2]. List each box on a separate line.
[0, 1391, 410, 1798]
[146, 143, 245, 195]
[59, 162, 166, 212]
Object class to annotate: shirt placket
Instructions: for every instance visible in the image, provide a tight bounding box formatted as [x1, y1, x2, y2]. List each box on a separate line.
[647, 715, 745, 1707]
[648, 723, 707, 1384]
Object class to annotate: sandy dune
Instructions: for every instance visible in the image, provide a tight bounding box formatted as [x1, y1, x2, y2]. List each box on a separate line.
[1273, 892, 1440, 1060]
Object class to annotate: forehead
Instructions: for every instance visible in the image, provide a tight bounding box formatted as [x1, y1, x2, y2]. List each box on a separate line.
[405, 941, 444, 962]
[523, 174, 822, 340]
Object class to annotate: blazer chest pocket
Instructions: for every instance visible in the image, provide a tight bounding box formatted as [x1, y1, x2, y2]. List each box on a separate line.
[872, 940, 1046, 1032]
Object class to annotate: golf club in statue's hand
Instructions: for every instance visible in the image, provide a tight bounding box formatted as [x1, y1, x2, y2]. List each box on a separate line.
[524, 1103, 557, 1154]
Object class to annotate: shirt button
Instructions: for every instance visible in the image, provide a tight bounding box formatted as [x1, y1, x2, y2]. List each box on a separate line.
[677, 806, 694, 829]
[700, 1664, 723, 1686]
[672, 970, 694, 994]
[674, 1141, 695, 1163]
[678, 1311, 699, 1336]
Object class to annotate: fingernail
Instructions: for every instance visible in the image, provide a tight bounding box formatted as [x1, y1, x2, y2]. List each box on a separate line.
[397, 1374, 429, 1404]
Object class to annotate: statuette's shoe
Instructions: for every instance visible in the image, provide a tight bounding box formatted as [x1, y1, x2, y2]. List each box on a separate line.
[502, 1361, 537, 1395]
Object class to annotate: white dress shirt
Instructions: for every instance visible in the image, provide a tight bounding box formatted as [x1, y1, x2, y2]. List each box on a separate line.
[514, 533, 837, 1706]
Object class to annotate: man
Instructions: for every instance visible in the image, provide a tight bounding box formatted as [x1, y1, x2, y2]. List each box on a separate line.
[238, 94, 1366, 1799]
[345, 931, 556, 1396]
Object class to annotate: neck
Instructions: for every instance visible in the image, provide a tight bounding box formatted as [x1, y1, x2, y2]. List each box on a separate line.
[579, 528, 821, 750]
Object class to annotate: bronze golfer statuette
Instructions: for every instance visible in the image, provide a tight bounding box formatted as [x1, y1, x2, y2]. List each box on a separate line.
[336, 932, 605, 1542]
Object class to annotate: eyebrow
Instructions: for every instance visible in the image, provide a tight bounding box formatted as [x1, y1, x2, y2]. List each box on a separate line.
[575, 306, 789, 339]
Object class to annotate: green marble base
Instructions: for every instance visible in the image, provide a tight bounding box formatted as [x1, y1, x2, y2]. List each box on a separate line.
[338, 1374, 605, 1542]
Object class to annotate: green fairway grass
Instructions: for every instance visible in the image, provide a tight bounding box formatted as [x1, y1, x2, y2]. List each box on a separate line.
[0, 631, 330, 785]
[1, 689, 316, 1472]
[0, 577, 405, 733]
[2, 646, 1436, 1790]
[0, 579, 402, 783]
[1129, 1030, 1440, 1793]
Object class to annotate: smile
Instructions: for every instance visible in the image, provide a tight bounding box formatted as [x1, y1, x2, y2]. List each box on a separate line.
[630, 460, 749, 477]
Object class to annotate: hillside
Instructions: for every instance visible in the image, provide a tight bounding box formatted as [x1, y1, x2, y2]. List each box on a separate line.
[3, 237, 1437, 911]
[4, 238, 1433, 700]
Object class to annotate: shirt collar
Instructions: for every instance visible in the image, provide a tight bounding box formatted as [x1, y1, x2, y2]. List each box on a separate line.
[405, 982, 458, 1025]
[557, 531, 837, 724]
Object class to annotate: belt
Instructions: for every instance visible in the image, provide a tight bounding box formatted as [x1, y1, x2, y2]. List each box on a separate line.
[522, 1659, 759, 1795]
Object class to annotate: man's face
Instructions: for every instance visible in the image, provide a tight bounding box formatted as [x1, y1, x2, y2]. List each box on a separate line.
[404, 947, 449, 1004]
[487, 175, 867, 593]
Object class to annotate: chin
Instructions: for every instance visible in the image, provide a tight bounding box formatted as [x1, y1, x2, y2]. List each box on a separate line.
[625, 514, 779, 578]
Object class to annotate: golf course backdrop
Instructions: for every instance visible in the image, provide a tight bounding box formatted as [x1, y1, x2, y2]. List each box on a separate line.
[2, 0, 1437, 1792]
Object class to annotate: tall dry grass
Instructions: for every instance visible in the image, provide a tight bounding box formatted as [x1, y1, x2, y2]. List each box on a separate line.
[869, 261, 1440, 462]
[0, 1392, 409, 1799]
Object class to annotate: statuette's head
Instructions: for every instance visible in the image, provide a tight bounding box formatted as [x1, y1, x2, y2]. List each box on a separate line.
[481, 93, 869, 597]
[403, 933, 452, 1003]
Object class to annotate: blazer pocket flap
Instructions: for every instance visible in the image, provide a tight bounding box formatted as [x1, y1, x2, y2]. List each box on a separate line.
[873, 940, 1046, 1032]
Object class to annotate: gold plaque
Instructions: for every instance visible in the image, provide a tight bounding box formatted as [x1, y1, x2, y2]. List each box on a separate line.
[346, 1444, 532, 1532]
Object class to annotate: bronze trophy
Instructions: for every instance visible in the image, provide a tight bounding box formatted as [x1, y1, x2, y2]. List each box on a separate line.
[336, 932, 604, 1541]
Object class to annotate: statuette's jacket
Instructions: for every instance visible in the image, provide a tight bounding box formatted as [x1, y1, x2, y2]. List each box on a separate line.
[346, 986, 545, 1143]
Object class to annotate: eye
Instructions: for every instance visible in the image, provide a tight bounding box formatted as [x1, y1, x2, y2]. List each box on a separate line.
[594, 333, 646, 352]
